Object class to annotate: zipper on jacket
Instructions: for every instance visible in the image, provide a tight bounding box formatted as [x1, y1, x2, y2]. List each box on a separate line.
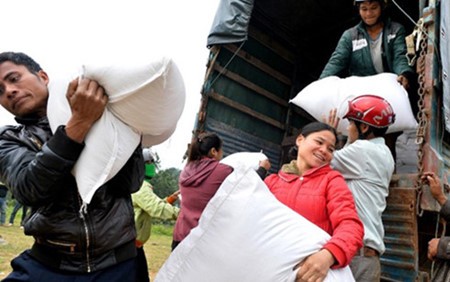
[46, 239, 76, 253]
[78, 194, 91, 272]
[28, 135, 42, 150]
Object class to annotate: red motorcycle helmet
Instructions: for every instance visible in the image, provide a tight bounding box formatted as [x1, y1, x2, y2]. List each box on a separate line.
[343, 94, 396, 128]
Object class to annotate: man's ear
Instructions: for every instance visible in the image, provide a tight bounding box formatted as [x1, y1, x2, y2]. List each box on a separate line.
[37, 70, 50, 86]
[359, 123, 370, 134]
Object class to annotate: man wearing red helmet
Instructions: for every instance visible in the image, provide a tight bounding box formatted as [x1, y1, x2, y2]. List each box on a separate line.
[327, 95, 396, 282]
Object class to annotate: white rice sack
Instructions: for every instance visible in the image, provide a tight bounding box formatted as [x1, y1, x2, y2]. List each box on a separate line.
[290, 73, 417, 135]
[47, 56, 186, 204]
[82, 56, 186, 140]
[155, 167, 354, 282]
[47, 74, 141, 205]
[220, 151, 268, 170]
[0, 106, 17, 126]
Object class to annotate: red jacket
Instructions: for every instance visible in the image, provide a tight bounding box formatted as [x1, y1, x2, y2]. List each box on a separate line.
[173, 157, 233, 242]
[264, 161, 363, 268]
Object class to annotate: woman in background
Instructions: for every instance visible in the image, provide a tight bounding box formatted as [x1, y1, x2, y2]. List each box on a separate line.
[171, 132, 233, 250]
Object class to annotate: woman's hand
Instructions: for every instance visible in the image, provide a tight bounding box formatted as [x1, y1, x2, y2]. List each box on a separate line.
[295, 249, 335, 282]
[259, 159, 271, 171]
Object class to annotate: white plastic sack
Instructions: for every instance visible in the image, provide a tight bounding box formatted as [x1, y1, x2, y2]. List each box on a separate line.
[47, 56, 186, 204]
[82, 56, 185, 138]
[220, 151, 268, 170]
[155, 166, 355, 282]
[290, 73, 417, 135]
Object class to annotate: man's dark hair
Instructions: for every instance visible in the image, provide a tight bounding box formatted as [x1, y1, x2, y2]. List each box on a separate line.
[353, 120, 388, 138]
[0, 52, 42, 74]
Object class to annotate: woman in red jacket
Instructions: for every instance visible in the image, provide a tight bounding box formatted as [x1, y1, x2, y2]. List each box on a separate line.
[264, 121, 363, 282]
[171, 132, 234, 250]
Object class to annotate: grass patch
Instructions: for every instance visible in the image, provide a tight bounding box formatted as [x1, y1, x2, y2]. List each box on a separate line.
[0, 223, 173, 280]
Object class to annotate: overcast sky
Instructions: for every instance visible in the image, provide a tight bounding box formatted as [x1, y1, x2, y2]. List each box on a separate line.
[1, 0, 220, 169]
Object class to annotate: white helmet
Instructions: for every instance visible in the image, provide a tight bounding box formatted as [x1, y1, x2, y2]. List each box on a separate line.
[142, 148, 156, 163]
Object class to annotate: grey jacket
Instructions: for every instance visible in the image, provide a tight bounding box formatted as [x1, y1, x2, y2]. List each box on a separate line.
[437, 199, 450, 260]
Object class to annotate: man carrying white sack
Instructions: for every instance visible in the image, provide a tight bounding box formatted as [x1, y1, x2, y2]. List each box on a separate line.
[326, 95, 396, 281]
[0, 52, 144, 281]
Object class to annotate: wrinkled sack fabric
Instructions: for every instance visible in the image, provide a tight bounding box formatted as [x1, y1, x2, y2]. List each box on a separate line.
[290, 73, 417, 136]
[47, 56, 185, 204]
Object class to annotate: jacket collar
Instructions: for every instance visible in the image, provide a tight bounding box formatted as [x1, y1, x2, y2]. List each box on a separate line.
[15, 114, 48, 126]
[279, 160, 330, 182]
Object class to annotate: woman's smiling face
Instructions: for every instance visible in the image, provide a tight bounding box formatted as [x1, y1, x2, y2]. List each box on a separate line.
[296, 130, 336, 170]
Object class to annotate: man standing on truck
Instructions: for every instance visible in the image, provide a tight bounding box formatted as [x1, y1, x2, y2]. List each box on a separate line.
[320, 0, 415, 162]
[320, 0, 413, 88]
[327, 95, 396, 281]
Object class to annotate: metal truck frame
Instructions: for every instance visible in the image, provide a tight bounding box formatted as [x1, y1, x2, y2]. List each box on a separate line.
[191, 0, 448, 280]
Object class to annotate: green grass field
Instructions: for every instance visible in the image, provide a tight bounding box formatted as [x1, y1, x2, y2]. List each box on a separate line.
[0, 222, 173, 280]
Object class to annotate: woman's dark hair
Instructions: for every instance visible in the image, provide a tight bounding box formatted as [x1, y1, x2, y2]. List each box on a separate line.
[300, 121, 338, 145]
[187, 132, 223, 163]
[0, 52, 42, 74]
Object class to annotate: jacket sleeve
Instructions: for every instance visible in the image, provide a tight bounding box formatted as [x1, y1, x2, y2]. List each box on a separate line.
[256, 166, 268, 180]
[133, 181, 179, 220]
[440, 199, 450, 222]
[322, 171, 364, 268]
[0, 126, 83, 206]
[320, 30, 353, 79]
[390, 23, 414, 76]
[263, 173, 278, 190]
[437, 236, 450, 260]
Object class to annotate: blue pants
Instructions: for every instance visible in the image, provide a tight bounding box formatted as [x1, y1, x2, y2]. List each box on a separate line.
[8, 200, 28, 225]
[136, 247, 150, 282]
[3, 250, 137, 282]
[0, 196, 6, 224]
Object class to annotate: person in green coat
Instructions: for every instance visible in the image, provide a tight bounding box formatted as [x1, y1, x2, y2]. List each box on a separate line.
[320, 0, 416, 163]
[133, 148, 180, 282]
[320, 0, 414, 90]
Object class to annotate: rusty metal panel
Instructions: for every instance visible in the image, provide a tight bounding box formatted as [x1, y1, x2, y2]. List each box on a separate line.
[418, 0, 450, 212]
[441, 0, 450, 132]
[381, 182, 419, 281]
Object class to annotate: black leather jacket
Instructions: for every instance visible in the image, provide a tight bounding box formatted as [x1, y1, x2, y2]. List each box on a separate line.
[0, 116, 144, 273]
